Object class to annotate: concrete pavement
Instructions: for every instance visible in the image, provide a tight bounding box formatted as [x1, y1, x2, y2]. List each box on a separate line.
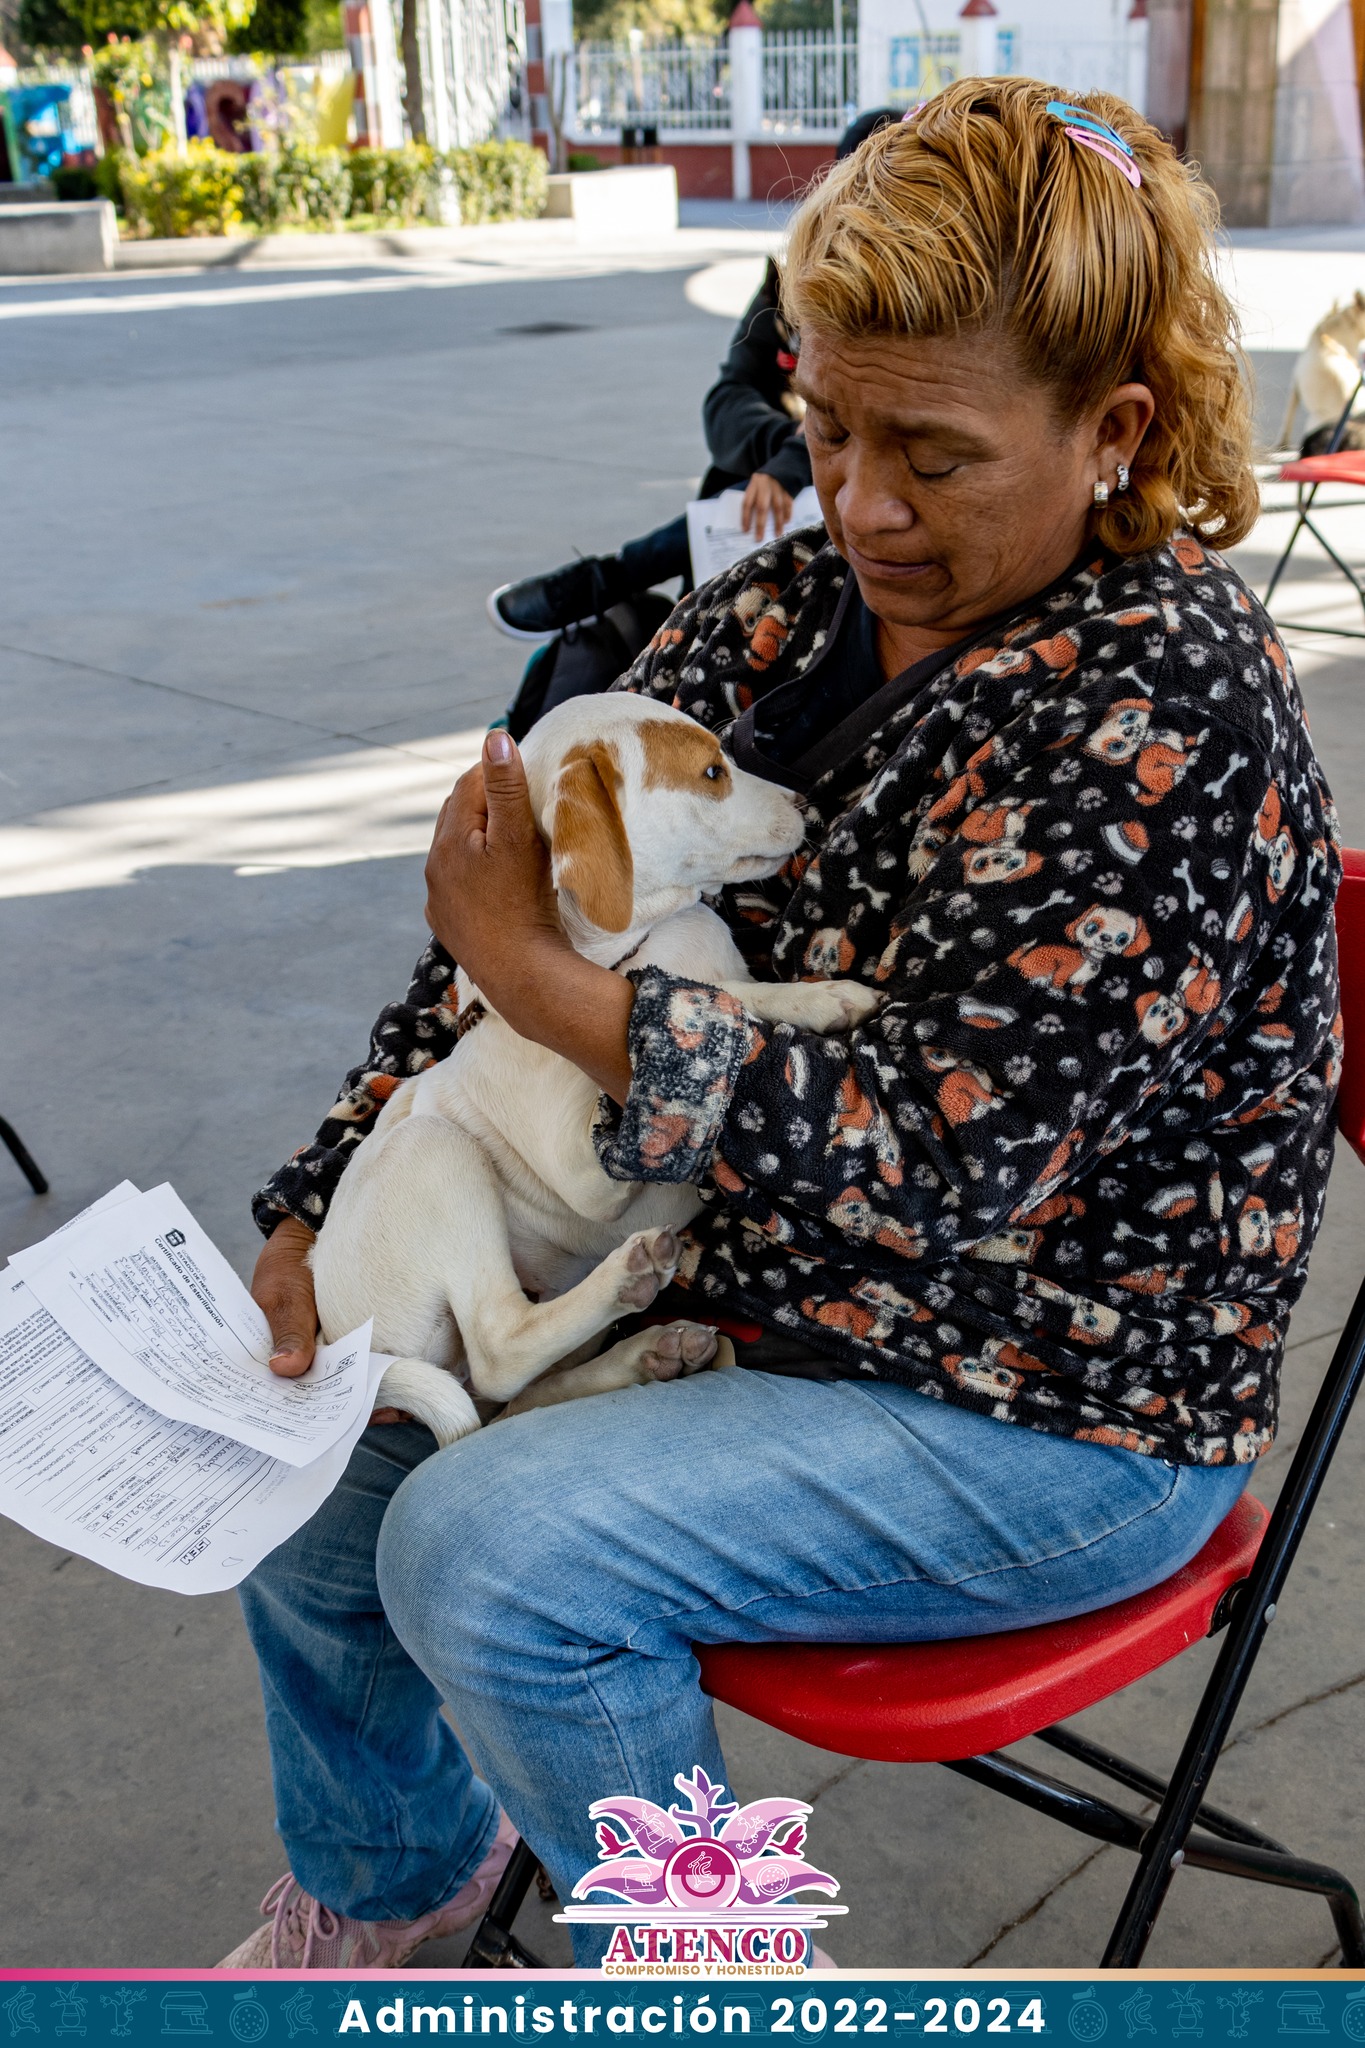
[2, 222, 1365, 1971]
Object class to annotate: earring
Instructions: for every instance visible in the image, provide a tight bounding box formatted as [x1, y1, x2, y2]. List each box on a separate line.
[1116, 462, 1131, 492]
[1093, 479, 1110, 507]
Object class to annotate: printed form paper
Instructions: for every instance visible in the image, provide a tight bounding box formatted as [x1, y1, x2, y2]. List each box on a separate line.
[685, 485, 823, 584]
[19, 1184, 372, 1465]
[0, 1275, 390, 1593]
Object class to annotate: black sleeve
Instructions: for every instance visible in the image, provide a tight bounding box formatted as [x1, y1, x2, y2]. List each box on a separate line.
[701, 257, 812, 492]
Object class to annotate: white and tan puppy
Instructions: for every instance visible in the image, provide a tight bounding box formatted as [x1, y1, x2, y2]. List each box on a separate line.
[311, 694, 880, 1446]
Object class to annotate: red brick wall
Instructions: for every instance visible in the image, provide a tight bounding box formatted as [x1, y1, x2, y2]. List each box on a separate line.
[574, 142, 734, 198]
[749, 141, 835, 202]
[565, 139, 835, 200]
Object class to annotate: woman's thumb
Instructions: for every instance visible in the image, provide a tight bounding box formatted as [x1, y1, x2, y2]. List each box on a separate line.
[482, 729, 533, 834]
[484, 726, 522, 779]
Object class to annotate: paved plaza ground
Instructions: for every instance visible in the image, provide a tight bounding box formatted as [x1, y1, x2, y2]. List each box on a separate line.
[3, 212, 1365, 1972]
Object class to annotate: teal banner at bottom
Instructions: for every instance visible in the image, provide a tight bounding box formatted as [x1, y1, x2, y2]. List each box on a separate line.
[2, 1976, 1364, 2048]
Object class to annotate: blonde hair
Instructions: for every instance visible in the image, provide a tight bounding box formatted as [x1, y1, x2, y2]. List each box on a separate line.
[784, 76, 1258, 554]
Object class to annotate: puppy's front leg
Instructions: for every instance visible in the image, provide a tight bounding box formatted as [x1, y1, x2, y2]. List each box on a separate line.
[501, 1322, 733, 1415]
[718, 979, 883, 1033]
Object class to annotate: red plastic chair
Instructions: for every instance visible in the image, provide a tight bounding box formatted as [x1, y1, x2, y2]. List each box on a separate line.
[1264, 367, 1365, 639]
[696, 853, 1365, 1968]
[466, 860, 1365, 1971]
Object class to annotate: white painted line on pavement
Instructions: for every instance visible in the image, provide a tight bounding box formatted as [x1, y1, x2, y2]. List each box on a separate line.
[0, 268, 507, 320]
[0, 728, 487, 899]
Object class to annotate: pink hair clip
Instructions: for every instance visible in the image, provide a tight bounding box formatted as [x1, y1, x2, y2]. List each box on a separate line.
[1046, 100, 1142, 189]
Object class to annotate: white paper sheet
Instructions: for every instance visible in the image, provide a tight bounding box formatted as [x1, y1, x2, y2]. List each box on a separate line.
[22, 1184, 372, 1465]
[0, 1276, 394, 1593]
[685, 485, 823, 583]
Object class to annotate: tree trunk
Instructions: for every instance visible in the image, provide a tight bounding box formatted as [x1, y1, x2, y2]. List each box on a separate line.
[400, 0, 426, 141]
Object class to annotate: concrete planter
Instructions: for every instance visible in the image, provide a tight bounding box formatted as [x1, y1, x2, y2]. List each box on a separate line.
[544, 164, 678, 238]
[0, 200, 116, 275]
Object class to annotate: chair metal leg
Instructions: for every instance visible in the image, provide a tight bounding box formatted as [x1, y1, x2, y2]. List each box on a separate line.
[1179, 1833, 1365, 1965]
[945, 1747, 1365, 1965]
[462, 1839, 546, 1969]
[0, 1116, 48, 1195]
[1033, 1724, 1289, 1853]
[1298, 515, 1365, 620]
[1264, 503, 1310, 608]
[1264, 478, 1365, 636]
[1102, 1271, 1365, 1966]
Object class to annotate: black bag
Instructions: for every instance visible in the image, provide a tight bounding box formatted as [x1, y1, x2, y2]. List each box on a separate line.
[1301, 418, 1365, 456]
[504, 593, 676, 743]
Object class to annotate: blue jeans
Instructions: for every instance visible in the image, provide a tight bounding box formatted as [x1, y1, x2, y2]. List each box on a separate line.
[239, 1368, 1250, 1964]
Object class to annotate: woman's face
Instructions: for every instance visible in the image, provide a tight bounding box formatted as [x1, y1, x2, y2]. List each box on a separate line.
[796, 326, 1150, 650]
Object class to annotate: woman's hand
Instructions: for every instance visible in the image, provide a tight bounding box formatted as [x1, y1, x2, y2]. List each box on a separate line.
[741, 471, 794, 542]
[253, 1218, 319, 1378]
[424, 729, 564, 998]
[252, 1215, 407, 1425]
[424, 731, 636, 1104]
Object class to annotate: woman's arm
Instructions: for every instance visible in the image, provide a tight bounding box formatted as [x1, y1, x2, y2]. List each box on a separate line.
[701, 262, 811, 491]
[589, 716, 1305, 1258]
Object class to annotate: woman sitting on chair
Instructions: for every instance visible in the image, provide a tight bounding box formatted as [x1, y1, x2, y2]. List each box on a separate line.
[225, 80, 1340, 1972]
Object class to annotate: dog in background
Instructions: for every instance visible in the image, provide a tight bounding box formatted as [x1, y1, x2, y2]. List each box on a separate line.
[310, 694, 882, 1447]
[1280, 292, 1365, 453]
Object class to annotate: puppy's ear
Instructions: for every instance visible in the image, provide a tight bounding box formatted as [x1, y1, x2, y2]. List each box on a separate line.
[550, 742, 634, 933]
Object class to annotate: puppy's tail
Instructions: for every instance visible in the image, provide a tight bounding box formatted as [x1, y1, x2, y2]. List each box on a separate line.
[378, 1358, 482, 1448]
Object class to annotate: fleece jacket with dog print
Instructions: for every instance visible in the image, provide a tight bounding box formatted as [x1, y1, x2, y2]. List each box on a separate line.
[254, 533, 1340, 1468]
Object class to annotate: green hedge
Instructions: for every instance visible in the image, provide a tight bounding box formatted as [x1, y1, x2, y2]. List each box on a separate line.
[107, 137, 547, 238]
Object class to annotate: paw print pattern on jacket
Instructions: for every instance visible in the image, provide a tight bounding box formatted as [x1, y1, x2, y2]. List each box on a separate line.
[257, 534, 1340, 1469]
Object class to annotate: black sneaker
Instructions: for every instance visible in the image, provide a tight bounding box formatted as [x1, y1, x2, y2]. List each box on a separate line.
[487, 555, 625, 640]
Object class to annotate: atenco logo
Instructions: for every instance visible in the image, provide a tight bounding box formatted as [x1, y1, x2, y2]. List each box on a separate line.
[556, 1768, 846, 1975]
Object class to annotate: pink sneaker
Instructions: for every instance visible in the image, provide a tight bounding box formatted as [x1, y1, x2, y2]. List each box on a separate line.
[217, 1812, 519, 1970]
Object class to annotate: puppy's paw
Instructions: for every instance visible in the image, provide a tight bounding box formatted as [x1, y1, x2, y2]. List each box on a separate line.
[826, 979, 885, 1030]
[775, 980, 883, 1034]
[613, 1228, 680, 1311]
[637, 1319, 719, 1382]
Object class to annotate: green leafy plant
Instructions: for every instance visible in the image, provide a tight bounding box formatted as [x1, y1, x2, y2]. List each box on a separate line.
[101, 135, 547, 237]
[346, 140, 439, 222]
[234, 136, 350, 226]
[224, 0, 303, 51]
[112, 134, 244, 234]
[445, 139, 546, 223]
[566, 149, 601, 171]
[85, 32, 171, 150]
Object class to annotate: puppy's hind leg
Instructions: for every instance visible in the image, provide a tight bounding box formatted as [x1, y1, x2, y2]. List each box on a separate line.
[501, 1324, 734, 1416]
[344, 1114, 682, 1409]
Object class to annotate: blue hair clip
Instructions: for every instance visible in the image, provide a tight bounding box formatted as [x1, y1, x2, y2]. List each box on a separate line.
[1045, 99, 1141, 188]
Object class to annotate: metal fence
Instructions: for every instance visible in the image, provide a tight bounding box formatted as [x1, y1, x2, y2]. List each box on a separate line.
[573, 37, 731, 134]
[187, 51, 353, 84]
[761, 32, 856, 135]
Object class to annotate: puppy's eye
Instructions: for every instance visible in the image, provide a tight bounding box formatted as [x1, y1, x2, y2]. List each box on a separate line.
[703, 763, 725, 782]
